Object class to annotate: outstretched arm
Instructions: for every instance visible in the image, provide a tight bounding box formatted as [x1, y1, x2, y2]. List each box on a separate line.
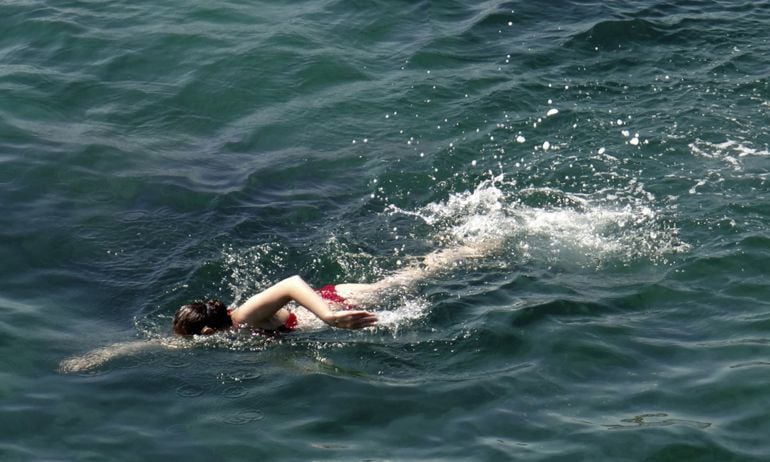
[58, 339, 172, 374]
[231, 275, 377, 329]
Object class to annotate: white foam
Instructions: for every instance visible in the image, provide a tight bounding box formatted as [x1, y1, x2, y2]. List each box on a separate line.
[220, 173, 690, 336]
[391, 176, 688, 267]
[688, 138, 770, 173]
[690, 138, 770, 160]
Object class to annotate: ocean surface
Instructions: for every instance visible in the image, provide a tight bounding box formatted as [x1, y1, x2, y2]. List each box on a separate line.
[2, 1, 770, 460]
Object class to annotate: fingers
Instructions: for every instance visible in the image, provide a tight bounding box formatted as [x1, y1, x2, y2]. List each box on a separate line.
[332, 310, 378, 329]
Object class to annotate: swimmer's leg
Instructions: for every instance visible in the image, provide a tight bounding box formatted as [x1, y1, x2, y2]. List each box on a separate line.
[334, 283, 378, 306]
[338, 238, 505, 305]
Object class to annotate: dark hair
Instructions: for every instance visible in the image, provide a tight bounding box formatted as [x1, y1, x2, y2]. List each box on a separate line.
[173, 299, 231, 336]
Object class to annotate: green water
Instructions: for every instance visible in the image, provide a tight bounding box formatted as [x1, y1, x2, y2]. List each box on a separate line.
[2, 1, 770, 460]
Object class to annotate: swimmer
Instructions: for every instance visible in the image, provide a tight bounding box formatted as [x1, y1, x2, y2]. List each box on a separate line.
[172, 276, 379, 337]
[59, 242, 494, 373]
[171, 242, 488, 337]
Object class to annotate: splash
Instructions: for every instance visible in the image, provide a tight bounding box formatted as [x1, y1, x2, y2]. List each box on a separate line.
[217, 175, 688, 338]
[388, 175, 688, 268]
[219, 240, 432, 334]
[291, 294, 429, 335]
[391, 175, 510, 246]
[222, 243, 288, 306]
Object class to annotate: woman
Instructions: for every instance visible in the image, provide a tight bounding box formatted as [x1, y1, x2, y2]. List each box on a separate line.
[171, 242, 490, 336]
[171, 276, 379, 336]
[59, 243, 489, 373]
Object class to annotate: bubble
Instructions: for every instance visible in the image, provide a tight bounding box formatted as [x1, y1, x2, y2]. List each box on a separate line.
[542, 141, 551, 151]
[516, 135, 526, 143]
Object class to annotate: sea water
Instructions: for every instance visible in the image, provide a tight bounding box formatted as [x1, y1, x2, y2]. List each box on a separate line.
[1, 1, 770, 460]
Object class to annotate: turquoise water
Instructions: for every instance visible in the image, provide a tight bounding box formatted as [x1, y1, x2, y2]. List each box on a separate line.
[2, 0, 770, 460]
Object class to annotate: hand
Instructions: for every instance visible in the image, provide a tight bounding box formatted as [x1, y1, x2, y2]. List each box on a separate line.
[328, 310, 378, 329]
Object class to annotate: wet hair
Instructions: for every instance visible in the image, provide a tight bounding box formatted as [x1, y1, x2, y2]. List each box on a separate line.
[172, 299, 231, 336]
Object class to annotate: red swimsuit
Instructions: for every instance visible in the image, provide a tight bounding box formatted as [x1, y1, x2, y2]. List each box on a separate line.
[283, 311, 298, 330]
[317, 284, 348, 305]
[281, 285, 349, 331]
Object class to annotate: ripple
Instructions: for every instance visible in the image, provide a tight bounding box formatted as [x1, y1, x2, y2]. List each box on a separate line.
[568, 18, 666, 50]
[221, 369, 262, 383]
[221, 385, 249, 399]
[162, 357, 193, 369]
[729, 361, 770, 369]
[175, 384, 205, 398]
[511, 298, 613, 327]
[603, 412, 712, 430]
[220, 409, 265, 425]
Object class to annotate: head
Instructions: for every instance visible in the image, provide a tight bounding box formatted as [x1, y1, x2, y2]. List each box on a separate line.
[172, 299, 231, 336]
